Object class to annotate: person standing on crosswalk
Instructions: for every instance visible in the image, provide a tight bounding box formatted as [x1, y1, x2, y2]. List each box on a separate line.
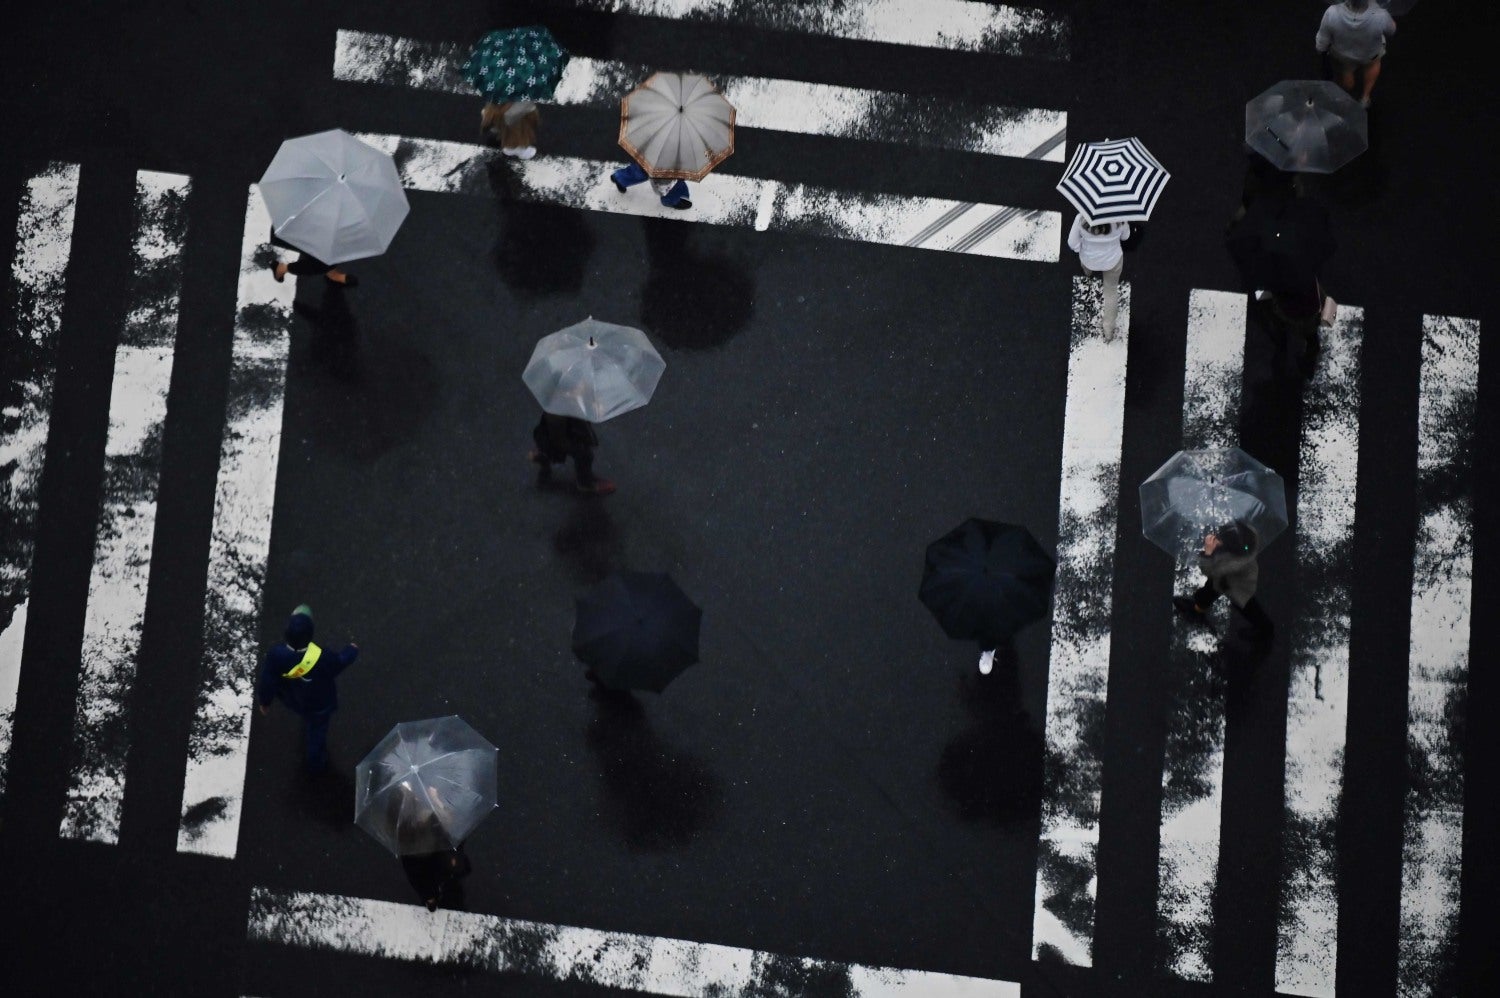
[1067, 213, 1131, 338]
[610, 163, 692, 210]
[255, 604, 360, 773]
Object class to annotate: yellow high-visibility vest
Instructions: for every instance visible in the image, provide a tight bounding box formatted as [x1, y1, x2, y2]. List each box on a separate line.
[281, 642, 323, 679]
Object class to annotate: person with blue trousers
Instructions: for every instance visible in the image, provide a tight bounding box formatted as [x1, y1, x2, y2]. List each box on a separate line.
[610, 162, 692, 210]
[255, 604, 360, 773]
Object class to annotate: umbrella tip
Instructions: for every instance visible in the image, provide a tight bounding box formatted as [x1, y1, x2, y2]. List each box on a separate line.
[588, 336, 596, 348]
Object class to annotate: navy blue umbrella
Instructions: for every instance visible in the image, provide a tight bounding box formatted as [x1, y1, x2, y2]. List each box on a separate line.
[919, 519, 1055, 649]
[572, 572, 702, 692]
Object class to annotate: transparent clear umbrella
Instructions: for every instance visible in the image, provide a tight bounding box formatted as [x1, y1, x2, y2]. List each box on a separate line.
[523, 317, 665, 423]
[257, 129, 410, 264]
[1139, 447, 1288, 559]
[354, 716, 498, 856]
[1245, 80, 1367, 174]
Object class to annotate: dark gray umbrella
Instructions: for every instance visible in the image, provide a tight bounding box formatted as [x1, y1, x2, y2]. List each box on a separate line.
[573, 572, 702, 692]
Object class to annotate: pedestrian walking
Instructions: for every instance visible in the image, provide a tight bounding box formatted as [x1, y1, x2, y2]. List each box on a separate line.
[401, 840, 472, 912]
[530, 412, 616, 495]
[481, 100, 540, 159]
[268, 231, 358, 288]
[610, 163, 692, 210]
[1173, 522, 1274, 639]
[1315, 0, 1397, 108]
[255, 605, 360, 773]
[1262, 278, 1329, 372]
[1066, 213, 1131, 338]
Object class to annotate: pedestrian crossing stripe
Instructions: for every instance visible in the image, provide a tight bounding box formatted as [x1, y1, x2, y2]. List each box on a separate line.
[334, 29, 1068, 162]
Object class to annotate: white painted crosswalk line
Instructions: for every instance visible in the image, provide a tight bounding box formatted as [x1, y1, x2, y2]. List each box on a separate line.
[1397, 315, 1479, 998]
[59, 170, 192, 844]
[356, 133, 1059, 263]
[1156, 289, 1246, 980]
[1275, 305, 1365, 998]
[0, 161, 81, 805]
[556, 0, 1070, 58]
[176, 188, 294, 859]
[247, 886, 1022, 996]
[1031, 276, 1131, 965]
[333, 30, 1067, 162]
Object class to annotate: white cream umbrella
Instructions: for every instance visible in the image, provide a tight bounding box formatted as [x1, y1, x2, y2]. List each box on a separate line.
[618, 72, 735, 181]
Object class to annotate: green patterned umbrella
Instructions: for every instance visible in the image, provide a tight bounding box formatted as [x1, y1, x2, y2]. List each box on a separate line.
[462, 27, 569, 103]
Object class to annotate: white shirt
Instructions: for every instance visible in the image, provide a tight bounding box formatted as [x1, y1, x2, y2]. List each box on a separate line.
[1067, 215, 1130, 272]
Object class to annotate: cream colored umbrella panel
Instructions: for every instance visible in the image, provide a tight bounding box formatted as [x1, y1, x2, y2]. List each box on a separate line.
[619, 72, 735, 181]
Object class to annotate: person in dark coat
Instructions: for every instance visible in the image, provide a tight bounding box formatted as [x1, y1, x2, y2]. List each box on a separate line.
[1173, 521, 1274, 638]
[255, 604, 360, 772]
[401, 843, 472, 912]
[268, 231, 358, 288]
[529, 412, 616, 495]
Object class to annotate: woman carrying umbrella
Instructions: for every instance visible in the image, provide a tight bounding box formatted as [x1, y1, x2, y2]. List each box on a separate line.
[609, 72, 736, 211]
[463, 26, 570, 160]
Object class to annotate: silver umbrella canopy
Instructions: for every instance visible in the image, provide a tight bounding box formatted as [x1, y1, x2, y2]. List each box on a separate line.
[1245, 80, 1367, 174]
[618, 72, 736, 181]
[257, 129, 410, 264]
[1139, 447, 1288, 559]
[354, 716, 498, 856]
[523, 318, 666, 423]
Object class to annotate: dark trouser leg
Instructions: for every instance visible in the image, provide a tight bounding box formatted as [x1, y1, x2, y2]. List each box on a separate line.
[1192, 583, 1222, 610]
[286, 253, 332, 276]
[532, 417, 566, 464]
[1233, 597, 1274, 635]
[304, 710, 333, 772]
[570, 443, 596, 487]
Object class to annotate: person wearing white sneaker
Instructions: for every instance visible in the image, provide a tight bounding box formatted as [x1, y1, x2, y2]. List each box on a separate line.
[978, 648, 996, 675]
[1066, 213, 1131, 338]
[1315, 0, 1396, 109]
[481, 100, 540, 158]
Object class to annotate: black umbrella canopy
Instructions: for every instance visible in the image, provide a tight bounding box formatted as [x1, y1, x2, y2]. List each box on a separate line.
[1226, 196, 1336, 295]
[919, 519, 1056, 649]
[572, 571, 702, 693]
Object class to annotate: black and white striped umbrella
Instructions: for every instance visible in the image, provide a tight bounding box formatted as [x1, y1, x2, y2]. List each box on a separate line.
[1056, 137, 1171, 225]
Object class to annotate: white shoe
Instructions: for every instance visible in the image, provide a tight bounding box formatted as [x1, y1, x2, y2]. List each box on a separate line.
[516, 146, 537, 160]
[1254, 290, 1271, 301]
[978, 649, 995, 675]
[501, 147, 521, 157]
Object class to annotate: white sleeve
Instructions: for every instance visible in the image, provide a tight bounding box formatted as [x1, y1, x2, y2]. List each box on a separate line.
[1067, 214, 1083, 253]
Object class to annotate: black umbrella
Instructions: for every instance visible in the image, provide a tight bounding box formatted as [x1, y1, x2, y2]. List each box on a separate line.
[572, 572, 702, 692]
[1226, 196, 1336, 295]
[919, 519, 1056, 649]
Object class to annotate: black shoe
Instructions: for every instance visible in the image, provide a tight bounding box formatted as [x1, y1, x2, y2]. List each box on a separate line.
[326, 273, 359, 288]
[669, 199, 693, 210]
[611, 175, 628, 194]
[1173, 596, 1210, 622]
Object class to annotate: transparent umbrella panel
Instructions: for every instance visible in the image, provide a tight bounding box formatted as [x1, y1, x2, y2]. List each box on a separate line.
[355, 716, 498, 856]
[523, 318, 665, 423]
[1245, 80, 1367, 174]
[1139, 448, 1288, 558]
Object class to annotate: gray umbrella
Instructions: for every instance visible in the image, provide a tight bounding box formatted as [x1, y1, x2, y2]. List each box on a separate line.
[355, 716, 498, 856]
[1139, 447, 1288, 559]
[523, 318, 666, 423]
[618, 72, 736, 181]
[1245, 80, 1367, 174]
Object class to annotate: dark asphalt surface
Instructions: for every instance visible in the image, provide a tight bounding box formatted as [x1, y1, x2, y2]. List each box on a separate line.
[1, 2, 1497, 996]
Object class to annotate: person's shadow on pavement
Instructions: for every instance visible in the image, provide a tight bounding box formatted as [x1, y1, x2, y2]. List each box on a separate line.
[936, 645, 1044, 825]
[584, 694, 721, 851]
[639, 221, 754, 350]
[291, 758, 356, 833]
[552, 500, 622, 585]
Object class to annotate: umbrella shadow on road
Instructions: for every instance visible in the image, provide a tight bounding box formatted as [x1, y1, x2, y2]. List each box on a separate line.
[551, 501, 622, 586]
[485, 162, 596, 297]
[584, 695, 721, 851]
[936, 646, 1045, 825]
[639, 220, 754, 350]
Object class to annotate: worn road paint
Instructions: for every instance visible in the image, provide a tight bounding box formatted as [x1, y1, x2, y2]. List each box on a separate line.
[1156, 289, 1246, 979]
[176, 188, 294, 858]
[247, 886, 1022, 996]
[1396, 315, 1479, 998]
[1031, 275, 1131, 965]
[334, 30, 1067, 162]
[59, 171, 192, 843]
[0, 162, 80, 805]
[1275, 306, 1364, 997]
[553, 0, 1070, 58]
[356, 133, 1059, 263]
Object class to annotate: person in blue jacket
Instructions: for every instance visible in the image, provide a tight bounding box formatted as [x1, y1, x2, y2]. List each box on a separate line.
[256, 604, 360, 773]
